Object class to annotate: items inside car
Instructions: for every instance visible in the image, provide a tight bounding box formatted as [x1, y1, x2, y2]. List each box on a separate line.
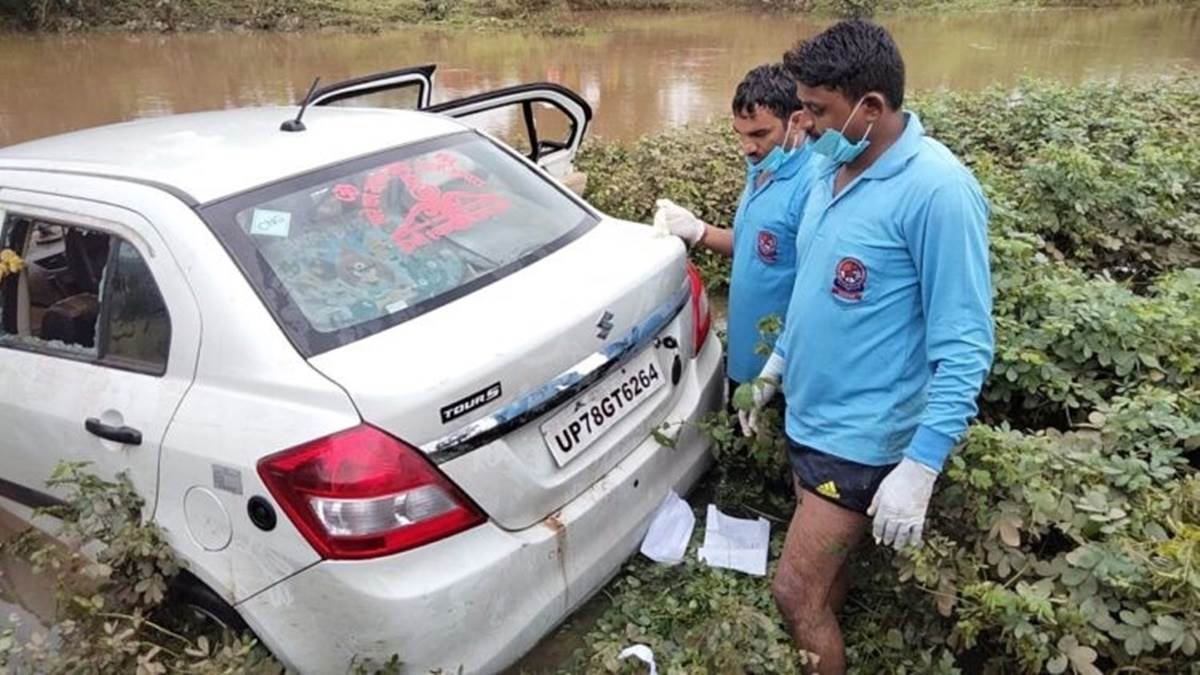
[0, 214, 170, 372]
[1, 217, 109, 349]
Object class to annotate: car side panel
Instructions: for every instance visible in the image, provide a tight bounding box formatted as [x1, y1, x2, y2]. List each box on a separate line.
[0, 171, 359, 604]
[129, 187, 361, 604]
[0, 185, 201, 516]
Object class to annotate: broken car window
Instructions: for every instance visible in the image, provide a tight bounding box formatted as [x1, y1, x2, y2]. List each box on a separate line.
[201, 132, 595, 355]
[0, 213, 170, 374]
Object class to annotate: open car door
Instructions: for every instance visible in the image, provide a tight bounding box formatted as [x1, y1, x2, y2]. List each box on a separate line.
[426, 83, 592, 187]
[312, 68, 592, 190]
[309, 64, 436, 110]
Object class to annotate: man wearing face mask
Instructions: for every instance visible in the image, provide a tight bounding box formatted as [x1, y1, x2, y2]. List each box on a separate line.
[655, 63, 816, 416]
[737, 21, 994, 673]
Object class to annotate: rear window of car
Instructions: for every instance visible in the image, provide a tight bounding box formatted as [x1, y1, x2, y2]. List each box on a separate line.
[199, 132, 597, 355]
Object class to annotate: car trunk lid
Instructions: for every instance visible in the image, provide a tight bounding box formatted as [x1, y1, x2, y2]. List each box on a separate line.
[307, 220, 694, 530]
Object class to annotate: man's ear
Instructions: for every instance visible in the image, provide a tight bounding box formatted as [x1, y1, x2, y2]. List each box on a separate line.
[787, 109, 811, 144]
[861, 93, 888, 123]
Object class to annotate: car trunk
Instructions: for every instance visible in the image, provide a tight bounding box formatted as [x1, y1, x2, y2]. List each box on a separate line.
[306, 219, 694, 530]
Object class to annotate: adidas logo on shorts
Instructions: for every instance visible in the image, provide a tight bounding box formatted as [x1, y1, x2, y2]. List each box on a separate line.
[816, 481, 841, 500]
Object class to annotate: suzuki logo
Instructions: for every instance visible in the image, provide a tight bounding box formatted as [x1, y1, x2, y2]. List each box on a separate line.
[596, 310, 615, 340]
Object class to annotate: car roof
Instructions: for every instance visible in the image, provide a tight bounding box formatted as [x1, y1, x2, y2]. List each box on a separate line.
[0, 107, 467, 205]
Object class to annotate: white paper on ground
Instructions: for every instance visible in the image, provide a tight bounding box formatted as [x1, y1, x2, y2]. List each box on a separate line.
[697, 504, 771, 576]
[618, 644, 658, 675]
[639, 490, 695, 565]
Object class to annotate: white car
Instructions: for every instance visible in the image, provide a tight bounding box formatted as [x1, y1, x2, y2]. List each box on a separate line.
[0, 67, 723, 673]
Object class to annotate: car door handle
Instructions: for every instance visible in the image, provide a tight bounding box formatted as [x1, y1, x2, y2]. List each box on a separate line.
[85, 418, 142, 446]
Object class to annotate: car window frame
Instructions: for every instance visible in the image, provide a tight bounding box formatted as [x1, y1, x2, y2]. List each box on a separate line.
[0, 212, 173, 377]
[196, 130, 600, 357]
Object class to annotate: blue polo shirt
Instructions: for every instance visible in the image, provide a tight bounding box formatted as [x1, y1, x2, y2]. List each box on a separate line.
[773, 112, 993, 472]
[726, 145, 817, 384]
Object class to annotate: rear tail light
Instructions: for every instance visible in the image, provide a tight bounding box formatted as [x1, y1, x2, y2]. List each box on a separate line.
[686, 262, 712, 358]
[257, 425, 485, 560]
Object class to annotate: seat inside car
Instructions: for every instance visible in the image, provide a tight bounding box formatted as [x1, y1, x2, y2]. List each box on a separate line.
[37, 228, 109, 348]
[64, 227, 109, 294]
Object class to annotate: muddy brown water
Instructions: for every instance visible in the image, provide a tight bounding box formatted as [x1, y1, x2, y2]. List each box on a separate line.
[1, 6, 1198, 148]
[1, 4, 1199, 670]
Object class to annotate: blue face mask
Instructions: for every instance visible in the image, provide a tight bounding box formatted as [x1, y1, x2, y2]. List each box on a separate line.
[811, 97, 874, 165]
[747, 116, 804, 183]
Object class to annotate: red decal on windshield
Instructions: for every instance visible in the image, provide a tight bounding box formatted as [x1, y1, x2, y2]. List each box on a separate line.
[332, 184, 360, 202]
[364, 169, 391, 195]
[363, 208, 387, 227]
[351, 154, 506, 248]
[357, 167, 395, 227]
[392, 190, 509, 253]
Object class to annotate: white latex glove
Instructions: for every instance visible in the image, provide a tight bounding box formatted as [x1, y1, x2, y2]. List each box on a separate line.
[734, 353, 785, 437]
[653, 199, 705, 246]
[867, 458, 938, 550]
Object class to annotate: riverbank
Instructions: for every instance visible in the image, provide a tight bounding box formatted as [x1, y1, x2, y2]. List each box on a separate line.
[0, 0, 1189, 33]
[7, 4, 1195, 147]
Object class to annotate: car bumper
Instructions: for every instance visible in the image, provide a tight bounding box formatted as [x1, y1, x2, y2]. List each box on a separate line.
[236, 335, 723, 674]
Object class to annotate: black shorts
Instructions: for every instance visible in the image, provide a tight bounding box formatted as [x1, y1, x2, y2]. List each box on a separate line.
[726, 377, 740, 414]
[788, 440, 898, 514]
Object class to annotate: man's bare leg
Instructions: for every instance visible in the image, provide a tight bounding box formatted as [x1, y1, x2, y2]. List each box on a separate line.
[791, 482, 857, 615]
[828, 549, 854, 615]
[773, 489, 868, 674]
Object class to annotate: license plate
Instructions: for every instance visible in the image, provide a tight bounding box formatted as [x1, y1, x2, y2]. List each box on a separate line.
[541, 349, 666, 467]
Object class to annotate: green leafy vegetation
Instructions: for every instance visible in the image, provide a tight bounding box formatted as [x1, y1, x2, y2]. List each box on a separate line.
[565, 74, 1200, 673]
[0, 463, 284, 673]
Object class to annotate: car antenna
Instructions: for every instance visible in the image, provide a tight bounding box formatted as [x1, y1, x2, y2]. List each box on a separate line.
[281, 77, 321, 133]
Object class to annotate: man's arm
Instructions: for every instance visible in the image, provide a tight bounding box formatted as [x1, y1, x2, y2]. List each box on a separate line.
[696, 224, 734, 256]
[902, 177, 995, 472]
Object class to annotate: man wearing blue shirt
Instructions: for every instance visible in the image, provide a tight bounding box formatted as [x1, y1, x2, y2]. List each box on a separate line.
[739, 21, 994, 673]
[656, 63, 817, 415]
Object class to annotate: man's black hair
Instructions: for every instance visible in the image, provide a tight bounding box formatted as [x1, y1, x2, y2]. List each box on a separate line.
[731, 63, 801, 120]
[783, 19, 905, 109]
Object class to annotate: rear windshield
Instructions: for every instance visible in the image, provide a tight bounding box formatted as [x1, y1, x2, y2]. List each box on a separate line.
[200, 132, 596, 355]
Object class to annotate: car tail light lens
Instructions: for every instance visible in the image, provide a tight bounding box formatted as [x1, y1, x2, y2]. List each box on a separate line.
[686, 262, 712, 358]
[257, 425, 485, 560]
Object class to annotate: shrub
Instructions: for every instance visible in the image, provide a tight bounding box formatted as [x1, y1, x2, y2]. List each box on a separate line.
[578, 76, 1200, 423]
[0, 462, 283, 673]
[569, 75, 1200, 673]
